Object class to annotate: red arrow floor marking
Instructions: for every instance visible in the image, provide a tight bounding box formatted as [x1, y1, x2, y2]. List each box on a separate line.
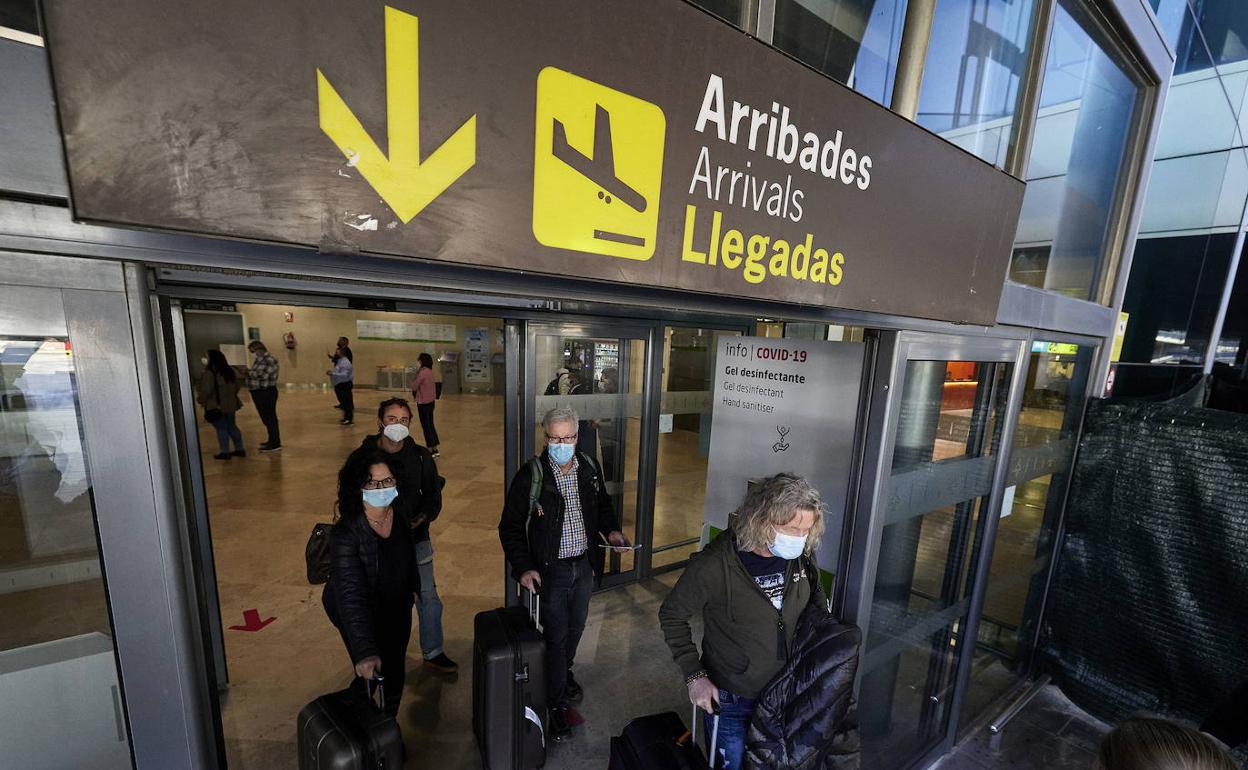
[229, 609, 276, 632]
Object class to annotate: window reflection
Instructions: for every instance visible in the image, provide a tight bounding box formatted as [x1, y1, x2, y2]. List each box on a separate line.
[1008, 0, 1141, 301]
[0, 338, 131, 767]
[772, 0, 908, 106]
[687, 0, 746, 27]
[917, 0, 1041, 167]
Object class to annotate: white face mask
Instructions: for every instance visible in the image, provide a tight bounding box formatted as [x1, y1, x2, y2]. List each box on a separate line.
[382, 423, 410, 443]
[200, 357, 208, 366]
[768, 530, 808, 560]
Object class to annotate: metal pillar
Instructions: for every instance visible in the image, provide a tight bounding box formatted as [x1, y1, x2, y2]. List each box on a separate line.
[889, 0, 938, 120]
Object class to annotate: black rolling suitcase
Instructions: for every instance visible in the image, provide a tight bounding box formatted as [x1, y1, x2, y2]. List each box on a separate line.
[296, 676, 403, 769]
[473, 593, 546, 769]
[609, 706, 717, 770]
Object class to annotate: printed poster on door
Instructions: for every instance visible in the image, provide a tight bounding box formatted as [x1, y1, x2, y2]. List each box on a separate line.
[702, 336, 864, 574]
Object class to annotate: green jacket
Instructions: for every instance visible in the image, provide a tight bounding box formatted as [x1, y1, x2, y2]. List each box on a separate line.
[659, 531, 819, 699]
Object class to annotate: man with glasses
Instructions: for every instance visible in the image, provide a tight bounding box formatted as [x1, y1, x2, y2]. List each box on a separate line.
[358, 398, 456, 672]
[498, 406, 631, 742]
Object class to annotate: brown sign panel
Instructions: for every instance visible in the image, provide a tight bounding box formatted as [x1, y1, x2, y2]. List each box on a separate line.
[41, 0, 1023, 324]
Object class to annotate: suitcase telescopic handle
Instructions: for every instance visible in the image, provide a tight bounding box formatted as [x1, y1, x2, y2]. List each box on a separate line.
[366, 675, 385, 711]
[691, 703, 721, 767]
[521, 586, 541, 628]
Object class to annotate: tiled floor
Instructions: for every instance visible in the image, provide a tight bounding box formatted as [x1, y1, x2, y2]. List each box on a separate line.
[933, 685, 1111, 770]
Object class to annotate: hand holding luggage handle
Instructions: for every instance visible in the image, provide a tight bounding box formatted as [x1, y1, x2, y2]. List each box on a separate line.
[518, 584, 542, 631]
[690, 702, 721, 768]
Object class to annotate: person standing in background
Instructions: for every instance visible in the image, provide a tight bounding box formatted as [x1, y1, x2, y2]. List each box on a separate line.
[247, 340, 282, 452]
[197, 350, 245, 460]
[329, 336, 354, 413]
[411, 353, 440, 458]
[329, 344, 355, 425]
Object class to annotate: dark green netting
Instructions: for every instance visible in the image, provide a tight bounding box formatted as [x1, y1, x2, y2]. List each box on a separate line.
[1040, 398, 1248, 758]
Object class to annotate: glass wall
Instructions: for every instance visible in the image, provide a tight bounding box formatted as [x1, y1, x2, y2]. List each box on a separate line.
[917, 0, 1043, 168]
[772, 0, 909, 106]
[652, 327, 741, 569]
[0, 338, 131, 766]
[1008, 0, 1141, 300]
[959, 341, 1093, 728]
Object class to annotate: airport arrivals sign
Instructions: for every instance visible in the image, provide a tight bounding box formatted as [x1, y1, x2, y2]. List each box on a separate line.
[702, 336, 865, 574]
[41, 0, 1024, 324]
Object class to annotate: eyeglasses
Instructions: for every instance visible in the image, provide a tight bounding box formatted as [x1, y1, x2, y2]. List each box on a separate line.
[362, 477, 397, 490]
[545, 433, 578, 445]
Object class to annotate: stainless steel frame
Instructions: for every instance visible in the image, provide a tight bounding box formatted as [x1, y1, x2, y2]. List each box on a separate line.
[0, 252, 219, 769]
[843, 330, 1027, 770]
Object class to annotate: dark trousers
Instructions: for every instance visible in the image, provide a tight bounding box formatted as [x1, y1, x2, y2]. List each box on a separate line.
[336, 607, 412, 717]
[334, 381, 354, 422]
[416, 401, 439, 447]
[250, 386, 281, 446]
[541, 555, 593, 708]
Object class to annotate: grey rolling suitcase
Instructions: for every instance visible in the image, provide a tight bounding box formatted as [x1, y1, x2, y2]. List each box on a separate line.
[473, 593, 546, 769]
[297, 676, 403, 769]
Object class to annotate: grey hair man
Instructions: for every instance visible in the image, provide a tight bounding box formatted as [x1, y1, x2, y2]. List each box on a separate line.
[246, 340, 282, 451]
[498, 406, 630, 742]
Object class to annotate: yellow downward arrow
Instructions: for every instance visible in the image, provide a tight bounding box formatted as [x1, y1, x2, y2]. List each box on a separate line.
[317, 6, 476, 223]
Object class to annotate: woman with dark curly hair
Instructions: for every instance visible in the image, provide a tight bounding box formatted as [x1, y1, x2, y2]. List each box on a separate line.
[322, 447, 419, 716]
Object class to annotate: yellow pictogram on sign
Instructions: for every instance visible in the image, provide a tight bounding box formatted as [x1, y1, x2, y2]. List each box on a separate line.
[533, 68, 665, 261]
[316, 6, 476, 224]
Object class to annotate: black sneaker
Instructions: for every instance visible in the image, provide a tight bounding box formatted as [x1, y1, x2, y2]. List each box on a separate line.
[259, 444, 282, 453]
[231, 449, 247, 458]
[423, 653, 458, 673]
[212, 453, 231, 460]
[340, 419, 353, 425]
[565, 671, 583, 704]
[549, 706, 572, 742]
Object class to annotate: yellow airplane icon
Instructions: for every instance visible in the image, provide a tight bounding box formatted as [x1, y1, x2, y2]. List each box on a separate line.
[533, 68, 665, 261]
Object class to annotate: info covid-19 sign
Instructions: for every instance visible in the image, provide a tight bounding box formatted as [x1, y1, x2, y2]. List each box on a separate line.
[702, 336, 865, 573]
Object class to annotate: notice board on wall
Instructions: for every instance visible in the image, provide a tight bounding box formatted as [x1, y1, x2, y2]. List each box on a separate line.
[356, 320, 456, 344]
[41, 0, 1023, 325]
[702, 336, 864, 575]
[464, 327, 490, 383]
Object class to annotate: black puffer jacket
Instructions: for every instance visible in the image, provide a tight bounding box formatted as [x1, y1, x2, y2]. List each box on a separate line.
[321, 499, 419, 663]
[745, 602, 861, 769]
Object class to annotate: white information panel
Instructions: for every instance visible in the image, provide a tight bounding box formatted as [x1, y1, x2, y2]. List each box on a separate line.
[356, 319, 457, 343]
[702, 336, 865, 573]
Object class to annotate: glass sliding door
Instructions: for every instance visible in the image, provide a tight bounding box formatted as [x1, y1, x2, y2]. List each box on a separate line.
[525, 322, 654, 587]
[853, 333, 1024, 769]
[958, 339, 1095, 727]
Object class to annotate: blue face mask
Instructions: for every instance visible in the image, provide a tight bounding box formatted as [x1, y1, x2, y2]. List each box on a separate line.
[548, 442, 575, 466]
[768, 531, 807, 560]
[362, 486, 398, 508]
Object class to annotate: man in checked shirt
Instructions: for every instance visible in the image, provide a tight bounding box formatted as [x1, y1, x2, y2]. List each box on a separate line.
[498, 406, 631, 742]
[246, 340, 282, 452]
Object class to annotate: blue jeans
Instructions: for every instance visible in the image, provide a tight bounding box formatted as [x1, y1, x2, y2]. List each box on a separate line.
[413, 539, 444, 659]
[212, 412, 243, 454]
[703, 689, 756, 769]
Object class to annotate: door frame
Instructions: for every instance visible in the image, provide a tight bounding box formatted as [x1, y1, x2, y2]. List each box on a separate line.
[521, 319, 660, 589]
[1, 252, 219, 768]
[843, 330, 1029, 770]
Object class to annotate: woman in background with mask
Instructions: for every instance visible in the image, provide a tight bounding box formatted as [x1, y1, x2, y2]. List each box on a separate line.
[659, 473, 827, 769]
[322, 447, 418, 716]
